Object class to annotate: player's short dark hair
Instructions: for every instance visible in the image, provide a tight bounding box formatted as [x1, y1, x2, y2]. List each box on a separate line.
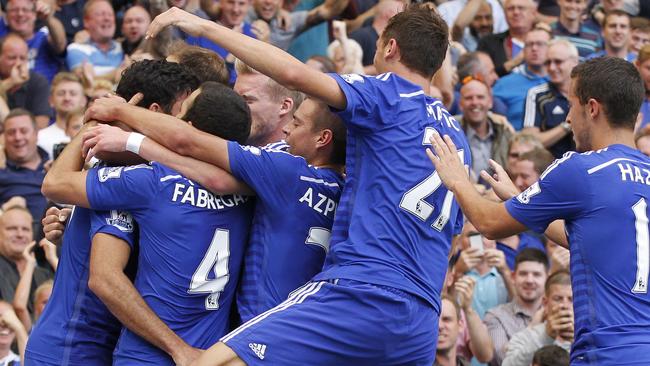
[170, 43, 230, 85]
[183, 81, 251, 144]
[309, 98, 346, 165]
[544, 269, 571, 294]
[381, 3, 448, 79]
[532, 345, 569, 366]
[570, 57, 644, 130]
[116, 60, 200, 115]
[519, 147, 555, 176]
[514, 248, 549, 272]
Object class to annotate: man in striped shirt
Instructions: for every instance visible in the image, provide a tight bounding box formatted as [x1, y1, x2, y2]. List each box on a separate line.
[550, 0, 602, 59]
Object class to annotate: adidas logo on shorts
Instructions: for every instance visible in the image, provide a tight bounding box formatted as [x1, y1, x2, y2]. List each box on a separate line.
[249, 342, 267, 360]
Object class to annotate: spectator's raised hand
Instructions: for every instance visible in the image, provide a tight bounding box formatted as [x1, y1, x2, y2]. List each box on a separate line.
[453, 275, 476, 310]
[549, 245, 570, 273]
[42, 206, 72, 245]
[2, 196, 27, 211]
[40, 238, 59, 271]
[484, 248, 507, 272]
[455, 247, 483, 274]
[35, 0, 55, 20]
[0, 306, 25, 334]
[545, 304, 574, 342]
[21, 241, 37, 267]
[251, 20, 271, 43]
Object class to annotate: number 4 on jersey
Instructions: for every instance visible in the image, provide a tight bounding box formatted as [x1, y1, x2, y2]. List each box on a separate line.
[400, 144, 465, 232]
[188, 229, 231, 310]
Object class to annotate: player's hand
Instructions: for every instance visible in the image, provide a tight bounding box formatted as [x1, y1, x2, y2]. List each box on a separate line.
[84, 94, 127, 123]
[480, 159, 520, 201]
[147, 7, 209, 39]
[426, 130, 469, 193]
[82, 124, 132, 162]
[453, 276, 476, 310]
[455, 247, 483, 273]
[484, 248, 506, 272]
[42, 206, 72, 245]
[172, 346, 204, 366]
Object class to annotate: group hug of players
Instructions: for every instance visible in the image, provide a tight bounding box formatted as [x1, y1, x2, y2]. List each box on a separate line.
[20, 3, 650, 366]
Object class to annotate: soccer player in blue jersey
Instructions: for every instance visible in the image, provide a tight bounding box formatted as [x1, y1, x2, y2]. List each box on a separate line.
[25, 60, 202, 366]
[145, 4, 470, 364]
[428, 56, 650, 365]
[42, 81, 255, 366]
[83, 94, 346, 324]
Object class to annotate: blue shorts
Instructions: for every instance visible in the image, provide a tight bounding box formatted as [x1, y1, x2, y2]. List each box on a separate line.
[222, 279, 438, 365]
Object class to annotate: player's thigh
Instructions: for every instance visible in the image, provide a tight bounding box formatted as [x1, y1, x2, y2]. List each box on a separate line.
[222, 280, 437, 365]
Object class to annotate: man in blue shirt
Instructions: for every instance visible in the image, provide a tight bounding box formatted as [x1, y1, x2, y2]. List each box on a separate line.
[147, 4, 470, 364]
[84, 94, 346, 324]
[0, 0, 67, 83]
[40, 81, 254, 366]
[493, 28, 550, 130]
[586, 10, 636, 62]
[428, 57, 650, 364]
[25, 60, 203, 366]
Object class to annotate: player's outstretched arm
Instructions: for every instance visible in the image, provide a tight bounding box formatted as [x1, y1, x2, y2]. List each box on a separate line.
[41, 122, 94, 208]
[82, 125, 253, 195]
[85, 99, 234, 177]
[426, 130, 527, 239]
[88, 234, 202, 366]
[146, 8, 346, 110]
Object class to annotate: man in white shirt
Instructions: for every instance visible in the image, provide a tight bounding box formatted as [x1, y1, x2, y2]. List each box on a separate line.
[37, 72, 86, 159]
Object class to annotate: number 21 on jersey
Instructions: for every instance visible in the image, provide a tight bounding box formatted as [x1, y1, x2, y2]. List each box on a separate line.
[400, 128, 466, 231]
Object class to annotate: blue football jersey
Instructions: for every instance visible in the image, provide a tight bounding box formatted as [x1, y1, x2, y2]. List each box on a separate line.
[505, 145, 650, 365]
[313, 73, 472, 313]
[227, 142, 344, 323]
[85, 163, 254, 365]
[25, 206, 136, 366]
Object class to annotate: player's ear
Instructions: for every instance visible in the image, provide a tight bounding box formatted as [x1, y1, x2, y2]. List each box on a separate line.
[316, 129, 333, 148]
[385, 38, 401, 61]
[148, 103, 162, 113]
[279, 97, 294, 118]
[587, 98, 600, 120]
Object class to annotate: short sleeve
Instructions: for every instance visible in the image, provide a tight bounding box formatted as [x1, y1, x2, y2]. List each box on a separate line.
[328, 73, 396, 132]
[505, 153, 589, 233]
[89, 209, 137, 250]
[86, 163, 159, 211]
[65, 43, 86, 70]
[228, 142, 299, 206]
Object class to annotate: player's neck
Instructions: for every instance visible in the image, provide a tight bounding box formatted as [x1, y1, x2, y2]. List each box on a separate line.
[592, 124, 636, 151]
[389, 64, 432, 95]
[435, 348, 458, 366]
[312, 160, 345, 175]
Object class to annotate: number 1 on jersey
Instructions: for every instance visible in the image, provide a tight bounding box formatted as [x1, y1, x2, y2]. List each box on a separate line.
[632, 198, 649, 294]
[399, 149, 465, 232]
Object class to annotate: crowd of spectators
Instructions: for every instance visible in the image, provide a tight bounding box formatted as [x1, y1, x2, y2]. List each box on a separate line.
[0, 0, 648, 364]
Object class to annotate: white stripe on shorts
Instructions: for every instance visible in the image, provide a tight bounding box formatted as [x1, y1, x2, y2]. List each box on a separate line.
[221, 281, 325, 343]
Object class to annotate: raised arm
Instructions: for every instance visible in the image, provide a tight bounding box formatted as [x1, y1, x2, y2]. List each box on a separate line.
[87, 233, 202, 365]
[37, 0, 67, 54]
[146, 8, 346, 109]
[41, 122, 92, 208]
[451, 0, 483, 42]
[12, 241, 37, 332]
[85, 100, 233, 176]
[305, 0, 350, 27]
[82, 124, 253, 195]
